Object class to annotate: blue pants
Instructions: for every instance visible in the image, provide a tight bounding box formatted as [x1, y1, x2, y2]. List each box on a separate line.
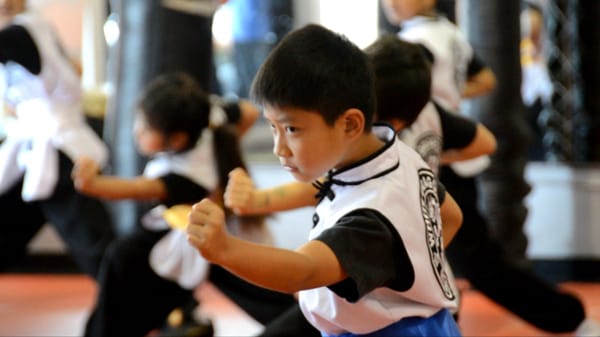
[325, 308, 461, 337]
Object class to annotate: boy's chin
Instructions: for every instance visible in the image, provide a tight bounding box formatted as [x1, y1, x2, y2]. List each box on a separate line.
[289, 171, 318, 183]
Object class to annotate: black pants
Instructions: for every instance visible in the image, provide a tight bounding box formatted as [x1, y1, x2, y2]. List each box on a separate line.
[441, 166, 585, 333]
[0, 151, 115, 279]
[84, 227, 306, 337]
[259, 304, 320, 337]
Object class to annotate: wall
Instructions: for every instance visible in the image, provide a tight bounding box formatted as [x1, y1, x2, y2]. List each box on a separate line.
[525, 163, 600, 259]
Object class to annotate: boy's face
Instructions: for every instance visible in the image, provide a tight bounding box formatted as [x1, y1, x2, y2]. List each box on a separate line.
[263, 105, 349, 183]
[133, 110, 167, 156]
[382, 0, 433, 24]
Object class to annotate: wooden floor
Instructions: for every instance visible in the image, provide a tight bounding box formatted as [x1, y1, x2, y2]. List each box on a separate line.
[0, 274, 599, 337]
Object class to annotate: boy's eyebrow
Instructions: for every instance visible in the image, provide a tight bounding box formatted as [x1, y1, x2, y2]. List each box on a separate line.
[264, 110, 295, 124]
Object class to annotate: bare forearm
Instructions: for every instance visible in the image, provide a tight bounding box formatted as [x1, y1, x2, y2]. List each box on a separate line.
[260, 183, 317, 212]
[462, 68, 496, 99]
[239, 182, 317, 215]
[76, 176, 165, 201]
[189, 198, 345, 293]
[211, 237, 318, 293]
[441, 124, 496, 165]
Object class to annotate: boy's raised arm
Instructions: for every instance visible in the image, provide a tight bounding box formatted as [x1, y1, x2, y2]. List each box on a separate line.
[187, 198, 346, 293]
[441, 123, 497, 165]
[72, 157, 167, 201]
[224, 167, 318, 215]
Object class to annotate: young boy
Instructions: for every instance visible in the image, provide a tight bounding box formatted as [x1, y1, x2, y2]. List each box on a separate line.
[226, 34, 494, 337]
[186, 24, 462, 337]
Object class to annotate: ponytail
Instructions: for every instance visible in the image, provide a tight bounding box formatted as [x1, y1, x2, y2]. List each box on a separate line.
[211, 125, 272, 243]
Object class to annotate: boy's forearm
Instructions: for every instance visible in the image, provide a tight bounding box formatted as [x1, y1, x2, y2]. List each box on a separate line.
[440, 192, 462, 247]
[76, 176, 162, 200]
[462, 68, 497, 98]
[76, 176, 132, 199]
[213, 236, 316, 294]
[262, 182, 318, 212]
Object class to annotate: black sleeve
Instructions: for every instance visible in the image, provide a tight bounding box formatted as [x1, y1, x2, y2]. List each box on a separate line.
[437, 180, 446, 204]
[0, 24, 41, 74]
[159, 173, 210, 207]
[315, 209, 415, 302]
[436, 103, 477, 151]
[467, 53, 486, 78]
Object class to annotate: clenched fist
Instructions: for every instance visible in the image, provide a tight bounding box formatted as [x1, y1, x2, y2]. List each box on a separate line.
[224, 167, 256, 214]
[187, 198, 230, 262]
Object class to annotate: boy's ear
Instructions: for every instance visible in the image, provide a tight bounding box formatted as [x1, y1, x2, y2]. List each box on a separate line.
[342, 108, 365, 137]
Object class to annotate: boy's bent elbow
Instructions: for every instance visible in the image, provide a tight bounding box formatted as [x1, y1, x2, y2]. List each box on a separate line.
[475, 124, 498, 156]
[440, 192, 463, 247]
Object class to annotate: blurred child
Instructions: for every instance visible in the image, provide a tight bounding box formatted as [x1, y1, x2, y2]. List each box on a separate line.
[0, 0, 115, 278]
[381, 0, 600, 335]
[520, 2, 553, 160]
[74, 72, 298, 337]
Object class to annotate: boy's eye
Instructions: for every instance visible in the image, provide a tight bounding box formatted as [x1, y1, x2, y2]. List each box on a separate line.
[285, 126, 297, 133]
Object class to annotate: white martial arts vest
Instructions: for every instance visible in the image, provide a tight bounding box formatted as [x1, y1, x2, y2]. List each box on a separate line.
[299, 125, 457, 335]
[397, 102, 443, 175]
[143, 129, 218, 290]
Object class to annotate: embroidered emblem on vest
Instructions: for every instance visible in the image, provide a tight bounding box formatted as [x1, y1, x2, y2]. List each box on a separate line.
[419, 168, 455, 300]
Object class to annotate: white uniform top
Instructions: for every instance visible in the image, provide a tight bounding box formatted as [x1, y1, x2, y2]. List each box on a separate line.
[299, 125, 457, 335]
[398, 15, 473, 112]
[398, 15, 490, 177]
[143, 114, 271, 289]
[0, 12, 107, 201]
[142, 129, 217, 289]
[397, 102, 443, 175]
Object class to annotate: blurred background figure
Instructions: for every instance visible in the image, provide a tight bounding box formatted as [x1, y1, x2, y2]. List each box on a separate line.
[213, 0, 292, 99]
[520, 1, 552, 161]
[0, 0, 115, 278]
[229, 0, 276, 98]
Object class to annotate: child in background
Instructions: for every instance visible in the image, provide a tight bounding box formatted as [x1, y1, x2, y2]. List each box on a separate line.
[187, 24, 463, 337]
[520, 2, 552, 161]
[74, 72, 299, 337]
[0, 0, 115, 278]
[382, 0, 600, 335]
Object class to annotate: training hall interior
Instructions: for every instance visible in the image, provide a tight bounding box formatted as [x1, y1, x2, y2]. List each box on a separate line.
[0, 0, 599, 336]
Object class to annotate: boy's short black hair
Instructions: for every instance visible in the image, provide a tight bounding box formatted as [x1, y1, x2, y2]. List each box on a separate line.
[364, 35, 432, 127]
[250, 24, 376, 131]
[138, 72, 211, 151]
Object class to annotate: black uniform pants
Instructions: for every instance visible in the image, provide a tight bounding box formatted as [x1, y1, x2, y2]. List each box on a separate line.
[441, 166, 585, 333]
[84, 227, 309, 337]
[0, 151, 115, 279]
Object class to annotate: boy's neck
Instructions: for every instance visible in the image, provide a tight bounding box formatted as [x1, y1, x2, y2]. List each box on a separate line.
[416, 8, 438, 19]
[335, 132, 386, 171]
